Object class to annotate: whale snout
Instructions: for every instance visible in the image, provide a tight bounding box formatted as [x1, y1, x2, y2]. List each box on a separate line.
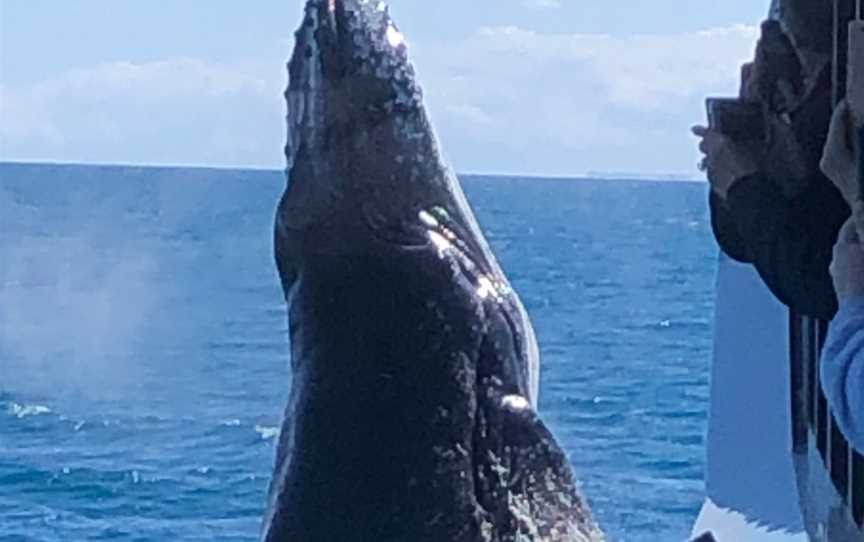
[285, 0, 425, 182]
[280, 0, 442, 259]
[288, 0, 417, 98]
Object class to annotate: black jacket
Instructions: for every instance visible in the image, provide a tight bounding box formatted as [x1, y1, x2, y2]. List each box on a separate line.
[710, 175, 849, 320]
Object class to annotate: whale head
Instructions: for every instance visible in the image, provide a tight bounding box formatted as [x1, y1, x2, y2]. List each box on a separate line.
[277, 0, 455, 260]
[274, 0, 541, 403]
[266, 2, 602, 540]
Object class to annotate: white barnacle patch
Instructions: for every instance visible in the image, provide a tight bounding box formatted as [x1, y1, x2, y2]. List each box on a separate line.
[428, 230, 452, 256]
[497, 281, 513, 296]
[477, 276, 496, 300]
[487, 451, 509, 479]
[386, 23, 404, 48]
[502, 394, 530, 412]
[508, 493, 542, 538]
[418, 209, 439, 228]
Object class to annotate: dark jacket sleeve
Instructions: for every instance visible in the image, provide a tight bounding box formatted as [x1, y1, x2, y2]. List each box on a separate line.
[717, 174, 849, 320]
[710, 191, 754, 264]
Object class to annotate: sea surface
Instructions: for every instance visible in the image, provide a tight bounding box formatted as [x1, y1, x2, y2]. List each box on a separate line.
[0, 163, 716, 541]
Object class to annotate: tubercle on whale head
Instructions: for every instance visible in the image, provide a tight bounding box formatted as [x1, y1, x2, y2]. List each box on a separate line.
[278, 0, 455, 253]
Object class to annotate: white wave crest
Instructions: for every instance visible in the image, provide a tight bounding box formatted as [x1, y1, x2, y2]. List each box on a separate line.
[254, 425, 280, 441]
[8, 402, 52, 419]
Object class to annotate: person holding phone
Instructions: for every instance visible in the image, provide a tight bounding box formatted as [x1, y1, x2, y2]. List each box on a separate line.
[693, 21, 850, 320]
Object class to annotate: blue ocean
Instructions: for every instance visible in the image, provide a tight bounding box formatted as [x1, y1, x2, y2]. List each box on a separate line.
[0, 163, 716, 541]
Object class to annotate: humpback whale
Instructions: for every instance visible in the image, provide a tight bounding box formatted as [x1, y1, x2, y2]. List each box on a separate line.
[264, 1, 604, 540]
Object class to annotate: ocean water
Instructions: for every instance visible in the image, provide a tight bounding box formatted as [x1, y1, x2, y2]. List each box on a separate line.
[0, 163, 716, 541]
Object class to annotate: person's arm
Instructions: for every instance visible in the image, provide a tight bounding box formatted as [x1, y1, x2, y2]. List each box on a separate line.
[709, 191, 754, 263]
[822, 296, 864, 453]
[723, 174, 847, 320]
[819, 101, 864, 452]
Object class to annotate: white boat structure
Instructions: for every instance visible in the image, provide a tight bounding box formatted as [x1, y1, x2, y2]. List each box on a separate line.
[695, 257, 864, 542]
[693, 1, 863, 540]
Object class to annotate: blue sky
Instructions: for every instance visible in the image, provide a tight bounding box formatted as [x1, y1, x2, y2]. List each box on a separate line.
[0, 0, 768, 176]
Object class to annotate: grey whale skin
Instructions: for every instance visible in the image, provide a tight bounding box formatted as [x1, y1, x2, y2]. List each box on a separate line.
[264, 1, 604, 540]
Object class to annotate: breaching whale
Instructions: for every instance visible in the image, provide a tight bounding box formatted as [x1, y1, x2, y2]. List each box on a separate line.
[263, 1, 605, 540]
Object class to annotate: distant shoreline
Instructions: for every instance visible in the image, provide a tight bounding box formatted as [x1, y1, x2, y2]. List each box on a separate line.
[0, 160, 704, 185]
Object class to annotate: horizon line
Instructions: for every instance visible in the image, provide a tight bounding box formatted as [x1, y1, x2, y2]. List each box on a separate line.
[0, 159, 705, 184]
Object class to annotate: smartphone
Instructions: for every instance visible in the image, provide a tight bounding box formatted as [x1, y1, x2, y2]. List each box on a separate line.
[706, 98, 766, 142]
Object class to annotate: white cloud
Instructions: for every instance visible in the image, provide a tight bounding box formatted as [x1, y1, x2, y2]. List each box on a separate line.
[412, 24, 758, 175]
[0, 58, 287, 168]
[521, 0, 562, 9]
[0, 24, 758, 176]
[422, 24, 757, 102]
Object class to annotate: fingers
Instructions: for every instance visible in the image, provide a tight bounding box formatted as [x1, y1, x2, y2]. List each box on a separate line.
[692, 125, 716, 156]
[831, 232, 864, 300]
[740, 63, 754, 85]
[832, 220, 856, 284]
[740, 62, 757, 100]
[827, 101, 853, 149]
[696, 131, 726, 155]
[691, 124, 719, 147]
[692, 126, 734, 179]
[776, 79, 798, 107]
[854, 201, 864, 240]
[692, 125, 710, 173]
[821, 100, 858, 199]
[837, 217, 860, 245]
[834, 219, 862, 292]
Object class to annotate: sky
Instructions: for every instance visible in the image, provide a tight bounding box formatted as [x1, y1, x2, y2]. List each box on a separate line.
[0, 0, 769, 177]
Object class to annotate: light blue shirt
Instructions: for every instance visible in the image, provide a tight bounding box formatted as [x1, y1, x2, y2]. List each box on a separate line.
[823, 296, 864, 453]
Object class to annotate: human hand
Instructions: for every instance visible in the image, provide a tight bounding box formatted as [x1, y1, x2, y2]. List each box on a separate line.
[763, 111, 814, 198]
[727, 23, 811, 200]
[752, 20, 803, 110]
[692, 125, 761, 200]
[831, 218, 864, 303]
[821, 100, 860, 204]
[739, 62, 758, 101]
[854, 200, 864, 246]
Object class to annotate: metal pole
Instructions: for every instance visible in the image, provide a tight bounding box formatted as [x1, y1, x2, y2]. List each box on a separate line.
[835, 0, 843, 106]
[852, 0, 864, 200]
[851, 3, 864, 527]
